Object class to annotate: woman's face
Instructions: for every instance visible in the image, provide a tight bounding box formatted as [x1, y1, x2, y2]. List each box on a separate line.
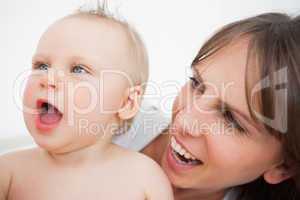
[160, 39, 283, 192]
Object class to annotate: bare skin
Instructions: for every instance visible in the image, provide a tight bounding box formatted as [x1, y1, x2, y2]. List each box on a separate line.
[141, 38, 292, 200]
[0, 14, 173, 200]
[1, 12, 293, 200]
[142, 133, 225, 200]
[0, 144, 172, 200]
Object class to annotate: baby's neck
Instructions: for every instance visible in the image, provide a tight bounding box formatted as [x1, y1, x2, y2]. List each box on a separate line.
[43, 139, 115, 167]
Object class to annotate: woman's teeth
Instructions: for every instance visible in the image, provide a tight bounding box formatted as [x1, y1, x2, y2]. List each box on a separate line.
[170, 136, 202, 165]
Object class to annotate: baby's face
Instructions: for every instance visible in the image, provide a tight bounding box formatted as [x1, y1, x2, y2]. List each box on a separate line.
[23, 15, 135, 153]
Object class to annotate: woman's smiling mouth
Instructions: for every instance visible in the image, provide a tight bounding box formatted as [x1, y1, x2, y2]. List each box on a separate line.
[166, 136, 203, 172]
[170, 136, 202, 165]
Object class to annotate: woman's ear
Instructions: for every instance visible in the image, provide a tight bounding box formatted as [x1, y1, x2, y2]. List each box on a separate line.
[263, 161, 295, 184]
[117, 85, 142, 120]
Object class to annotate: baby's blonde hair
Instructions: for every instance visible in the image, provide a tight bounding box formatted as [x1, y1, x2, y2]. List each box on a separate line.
[74, 0, 149, 90]
[73, 0, 149, 133]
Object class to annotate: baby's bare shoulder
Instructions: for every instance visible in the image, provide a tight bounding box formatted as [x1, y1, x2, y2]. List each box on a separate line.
[0, 147, 39, 158]
[114, 146, 160, 171]
[0, 148, 41, 200]
[114, 146, 170, 182]
[114, 148, 173, 199]
[0, 147, 42, 168]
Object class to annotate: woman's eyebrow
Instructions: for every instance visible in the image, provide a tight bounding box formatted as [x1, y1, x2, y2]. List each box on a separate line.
[192, 66, 265, 134]
[222, 101, 259, 132]
[192, 67, 205, 83]
[222, 102, 246, 119]
[191, 66, 252, 124]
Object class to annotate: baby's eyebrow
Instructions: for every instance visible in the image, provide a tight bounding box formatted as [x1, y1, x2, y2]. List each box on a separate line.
[70, 55, 98, 72]
[70, 55, 97, 66]
[71, 55, 87, 62]
[32, 54, 49, 63]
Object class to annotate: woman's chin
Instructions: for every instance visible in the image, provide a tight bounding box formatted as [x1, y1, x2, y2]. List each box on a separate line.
[161, 146, 188, 187]
[161, 157, 197, 189]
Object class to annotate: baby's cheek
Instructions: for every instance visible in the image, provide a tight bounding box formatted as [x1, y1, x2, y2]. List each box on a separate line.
[69, 79, 121, 111]
[101, 85, 124, 113]
[23, 79, 38, 106]
[101, 73, 130, 112]
[72, 87, 94, 110]
[24, 78, 36, 96]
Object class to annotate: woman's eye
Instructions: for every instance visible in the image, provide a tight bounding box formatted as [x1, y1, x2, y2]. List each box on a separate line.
[223, 110, 246, 133]
[189, 77, 200, 87]
[189, 76, 205, 93]
[71, 65, 88, 74]
[35, 63, 49, 71]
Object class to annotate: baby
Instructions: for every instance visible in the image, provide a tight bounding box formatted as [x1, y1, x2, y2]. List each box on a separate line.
[0, 6, 173, 200]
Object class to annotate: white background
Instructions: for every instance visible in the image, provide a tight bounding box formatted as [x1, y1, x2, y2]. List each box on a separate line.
[0, 0, 299, 140]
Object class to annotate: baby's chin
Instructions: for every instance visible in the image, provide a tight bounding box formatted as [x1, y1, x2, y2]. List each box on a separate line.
[31, 129, 107, 155]
[30, 132, 72, 153]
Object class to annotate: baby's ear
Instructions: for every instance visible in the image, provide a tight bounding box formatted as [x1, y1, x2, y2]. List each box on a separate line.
[117, 85, 142, 120]
[263, 161, 295, 184]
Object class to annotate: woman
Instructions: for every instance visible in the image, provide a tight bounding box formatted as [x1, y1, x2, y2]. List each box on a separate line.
[115, 12, 300, 200]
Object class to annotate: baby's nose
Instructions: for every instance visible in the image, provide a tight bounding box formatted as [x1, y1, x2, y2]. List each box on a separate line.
[39, 76, 57, 90]
[39, 69, 64, 90]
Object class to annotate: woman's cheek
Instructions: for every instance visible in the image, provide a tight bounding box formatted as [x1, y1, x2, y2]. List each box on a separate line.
[172, 96, 180, 121]
[207, 134, 266, 179]
[206, 134, 244, 167]
[172, 83, 190, 119]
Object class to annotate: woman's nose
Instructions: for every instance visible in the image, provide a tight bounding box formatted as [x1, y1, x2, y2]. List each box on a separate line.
[173, 83, 195, 115]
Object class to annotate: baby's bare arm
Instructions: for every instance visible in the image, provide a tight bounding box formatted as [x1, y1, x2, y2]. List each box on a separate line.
[144, 165, 174, 200]
[139, 158, 174, 200]
[0, 156, 12, 200]
[116, 148, 174, 200]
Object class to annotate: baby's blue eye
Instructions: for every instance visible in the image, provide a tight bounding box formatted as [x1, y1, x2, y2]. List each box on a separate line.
[37, 63, 49, 71]
[71, 65, 88, 74]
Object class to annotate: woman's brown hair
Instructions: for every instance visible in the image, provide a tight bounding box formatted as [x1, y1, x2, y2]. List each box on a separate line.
[192, 13, 300, 199]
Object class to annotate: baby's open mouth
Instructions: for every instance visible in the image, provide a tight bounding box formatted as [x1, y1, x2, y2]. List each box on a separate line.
[35, 99, 63, 131]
